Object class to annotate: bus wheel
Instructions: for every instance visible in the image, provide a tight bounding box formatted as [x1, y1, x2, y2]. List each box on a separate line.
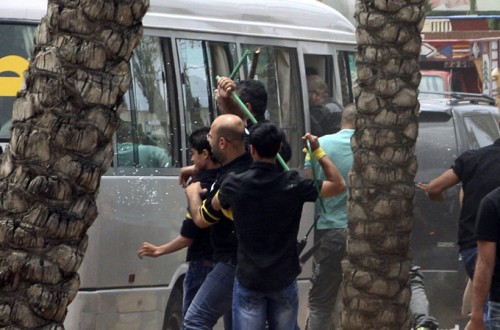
[162, 283, 183, 330]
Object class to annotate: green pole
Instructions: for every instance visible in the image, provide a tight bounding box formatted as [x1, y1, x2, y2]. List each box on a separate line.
[229, 50, 251, 80]
[216, 75, 289, 171]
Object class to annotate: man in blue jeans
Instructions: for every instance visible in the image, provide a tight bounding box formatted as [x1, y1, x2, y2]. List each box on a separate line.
[303, 103, 355, 330]
[466, 186, 500, 330]
[410, 265, 439, 330]
[212, 123, 346, 329]
[184, 114, 252, 330]
[417, 138, 500, 326]
[137, 127, 219, 322]
[416, 138, 500, 279]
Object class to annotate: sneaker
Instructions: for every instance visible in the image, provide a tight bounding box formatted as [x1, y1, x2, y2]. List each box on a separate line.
[416, 327, 430, 330]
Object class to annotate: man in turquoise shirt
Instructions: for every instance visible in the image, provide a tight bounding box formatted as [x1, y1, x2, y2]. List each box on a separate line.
[304, 103, 356, 330]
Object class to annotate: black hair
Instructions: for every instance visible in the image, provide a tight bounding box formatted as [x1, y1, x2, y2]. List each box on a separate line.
[249, 122, 283, 158]
[189, 127, 213, 156]
[237, 80, 267, 121]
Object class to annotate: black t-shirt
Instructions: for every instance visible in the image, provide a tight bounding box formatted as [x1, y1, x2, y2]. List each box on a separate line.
[310, 99, 343, 137]
[180, 168, 219, 262]
[452, 139, 500, 251]
[474, 186, 500, 302]
[200, 152, 253, 263]
[218, 161, 320, 292]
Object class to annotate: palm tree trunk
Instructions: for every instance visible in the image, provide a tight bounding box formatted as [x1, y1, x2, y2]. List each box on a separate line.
[0, 0, 149, 327]
[341, 0, 425, 329]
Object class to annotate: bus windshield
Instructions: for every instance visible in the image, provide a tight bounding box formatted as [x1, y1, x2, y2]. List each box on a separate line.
[0, 24, 35, 140]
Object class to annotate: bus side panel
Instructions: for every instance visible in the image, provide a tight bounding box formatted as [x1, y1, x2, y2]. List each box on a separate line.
[65, 288, 172, 330]
[297, 202, 315, 328]
[64, 175, 188, 329]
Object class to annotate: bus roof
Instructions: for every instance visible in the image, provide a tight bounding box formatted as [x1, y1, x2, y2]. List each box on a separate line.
[3, 0, 355, 44]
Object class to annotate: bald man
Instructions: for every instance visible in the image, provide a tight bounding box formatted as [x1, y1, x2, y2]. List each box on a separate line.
[184, 114, 253, 330]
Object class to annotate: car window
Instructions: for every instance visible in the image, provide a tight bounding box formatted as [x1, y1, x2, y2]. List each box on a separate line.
[462, 114, 500, 149]
[419, 74, 446, 99]
[416, 112, 457, 182]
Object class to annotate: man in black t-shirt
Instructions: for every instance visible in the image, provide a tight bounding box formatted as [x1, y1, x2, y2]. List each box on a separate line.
[212, 123, 345, 329]
[137, 127, 219, 319]
[307, 74, 344, 137]
[184, 114, 252, 330]
[417, 139, 500, 279]
[466, 187, 500, 330]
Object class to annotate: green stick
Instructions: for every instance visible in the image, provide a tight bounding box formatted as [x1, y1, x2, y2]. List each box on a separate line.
[216, 75, 289, 171]
[229, 50, 250, 80]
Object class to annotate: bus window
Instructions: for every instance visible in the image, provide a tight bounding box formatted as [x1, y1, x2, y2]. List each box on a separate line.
[176, 39, 237, 136]
[304, 54, 344, 136]
[241, 45, 303, 168]
[304, 54, 335, 94]
[338, 51, 356, 105]
[117, 36, 172, 168]
[0, 24, 35, 140]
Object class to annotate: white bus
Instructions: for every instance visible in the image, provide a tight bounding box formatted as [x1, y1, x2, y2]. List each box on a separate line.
[1, 0, 356, 329]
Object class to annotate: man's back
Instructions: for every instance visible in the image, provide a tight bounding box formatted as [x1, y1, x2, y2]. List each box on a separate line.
[219, 162, 319, 292]
[454, 139, 500, 250]
[310, 99, 343, 137]
[306, 129, 353, 229]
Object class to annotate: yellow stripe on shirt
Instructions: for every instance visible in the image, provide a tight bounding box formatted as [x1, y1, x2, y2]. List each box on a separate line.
[200, 199, 220, 224]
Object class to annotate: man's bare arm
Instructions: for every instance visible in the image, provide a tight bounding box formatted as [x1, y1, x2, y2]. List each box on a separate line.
[185, 182, 210, 228]
[466, 240, 496, 330]
[416, 168, 459, 201]
[302, 133, 345, 198]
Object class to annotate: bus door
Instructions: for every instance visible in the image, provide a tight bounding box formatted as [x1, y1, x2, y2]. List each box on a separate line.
[239, 44, 304, 168]
[175, 38, 238, 161]
[303, 50, 355, 137]
[304, 51, 355, 106]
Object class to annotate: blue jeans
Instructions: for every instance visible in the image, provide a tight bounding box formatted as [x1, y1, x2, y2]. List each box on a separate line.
[460, 247, 490, 328]
[232, 278, 298, 330]
[182, 260, 214, 319]
[460, 247, 478, 279]
[183, 261, 235, 330]
[490, 300, 500, 330]
[306, 228, 346, 330]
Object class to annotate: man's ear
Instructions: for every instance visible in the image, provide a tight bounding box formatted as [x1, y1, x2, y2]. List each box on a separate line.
[202, 149, 210, 159]
[249, 144, 256, 156]
[245, 102, 253, 114]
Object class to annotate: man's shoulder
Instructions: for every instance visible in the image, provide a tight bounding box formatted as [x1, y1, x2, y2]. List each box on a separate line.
[485, 186, 500, 205]
[319, 129, 352, 144]
[323, 99, 343, 112]
[458, 142, 500, 164]
[281, 169, 311, 187]
[222, 152, 252, 173]
[196, 168, 219, 187]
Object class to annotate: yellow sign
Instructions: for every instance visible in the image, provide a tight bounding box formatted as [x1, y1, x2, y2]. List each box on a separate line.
[0, 55, 29, 97]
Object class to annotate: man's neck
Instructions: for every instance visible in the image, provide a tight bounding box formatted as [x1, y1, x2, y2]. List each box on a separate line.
[252, 154, 276, 164]
[205, 162, 221, 170]
[221, 149, 247, 166]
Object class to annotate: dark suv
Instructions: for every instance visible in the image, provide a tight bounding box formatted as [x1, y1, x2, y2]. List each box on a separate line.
[413, 95, 500, 329]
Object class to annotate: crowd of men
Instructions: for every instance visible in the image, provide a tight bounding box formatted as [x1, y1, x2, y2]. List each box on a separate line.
[137, 72, 500, 330]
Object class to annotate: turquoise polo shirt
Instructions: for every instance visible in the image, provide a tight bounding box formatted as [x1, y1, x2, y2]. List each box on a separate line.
[304, 129, 354, 229]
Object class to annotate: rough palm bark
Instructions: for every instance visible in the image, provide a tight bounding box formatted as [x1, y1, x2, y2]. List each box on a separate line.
[0, 0, 148, 328]
[341, 0, 425, 329]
